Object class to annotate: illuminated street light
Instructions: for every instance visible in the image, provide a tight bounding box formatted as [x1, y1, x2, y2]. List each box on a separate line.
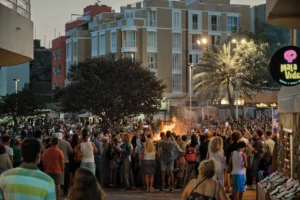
[197, 40, 201, 45]
[201, 38, 207, 44]
[232, 39, 237, 43]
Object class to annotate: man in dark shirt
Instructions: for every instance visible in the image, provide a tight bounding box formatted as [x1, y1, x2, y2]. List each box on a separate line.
[199, 131, 213, 162]
[225, 131, 242, 165]
[91, 131, 103, 184]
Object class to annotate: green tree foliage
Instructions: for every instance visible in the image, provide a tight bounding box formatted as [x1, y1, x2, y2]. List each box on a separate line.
[193, 42, 271, 118]
[62, 55, 166, 129]
[0, 90, 42, 127]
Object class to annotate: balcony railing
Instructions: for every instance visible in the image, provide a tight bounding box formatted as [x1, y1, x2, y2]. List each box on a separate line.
[149, 20, 157, 27]
[0, 0, 31, 19]
[123, 40, 136, 48]
[148, 62, 157, 69]
[192, 43, 201, 50]
[192, 22, 198, 30]
[210, 24, 221, 31]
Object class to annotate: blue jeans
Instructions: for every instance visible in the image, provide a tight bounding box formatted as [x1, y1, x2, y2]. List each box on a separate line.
[81, 162, 96, 175]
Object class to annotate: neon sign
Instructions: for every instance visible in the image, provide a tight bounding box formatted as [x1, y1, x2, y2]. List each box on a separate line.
[270, 46, 300, 86]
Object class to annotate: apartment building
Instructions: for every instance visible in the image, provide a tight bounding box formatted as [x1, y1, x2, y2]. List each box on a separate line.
[89, 0, 251, 118]
[0, 0, 33, 66]
[52, 36, 69, 89]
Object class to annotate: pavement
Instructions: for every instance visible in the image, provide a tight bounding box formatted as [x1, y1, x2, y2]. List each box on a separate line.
[104, 188, 257, 200]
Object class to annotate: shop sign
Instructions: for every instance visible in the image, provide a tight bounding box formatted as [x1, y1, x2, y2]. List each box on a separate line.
[269, 46, 300, 86]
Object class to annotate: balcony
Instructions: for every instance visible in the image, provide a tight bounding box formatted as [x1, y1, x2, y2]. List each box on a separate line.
[122, 40, 137, 52]
[192, 22, 198, 30]
[210, 24, 221, 32]
[149, 20, 157, 27]
[0, 1, 33, 66]
[191, 43, 201, 51]
[266, 0, 300, 29]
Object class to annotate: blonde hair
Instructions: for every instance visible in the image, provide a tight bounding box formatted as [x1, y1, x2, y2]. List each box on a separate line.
[145, 138, 155, 152]
[199, 159, 215, 179]
[209, 136, 223, 153]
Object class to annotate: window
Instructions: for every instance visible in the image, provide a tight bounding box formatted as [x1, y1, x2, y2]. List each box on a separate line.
[73, 42, 78, 57]
[192, 14, 198, 30]
[123, 31, 136, 47]
[125, 10, 134, 19]
[100, 34, 106, 54]
[172, 33, 181, 49]
[57, 49, 61, 59]
[57, 65, 61, 76]
[210, 15, 220, 31]
[189, 54, 199, 64]
[147, 32, 157, 48]
[92, 35, 98, 56]
[210, 35, 221, 46]
[172, 54, 182, 71]
[66, 43, 71, 58]
[227, 16, 239, 32]
[148, 53, 157, 69]
[192, 35, 201, 50]
[172, 74, 182, 92]
[149, 11, 156, 27]
[110, 32, 116, 51]
[172, 10, 181, 29]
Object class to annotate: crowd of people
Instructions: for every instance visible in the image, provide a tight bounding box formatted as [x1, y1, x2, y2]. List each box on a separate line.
[0, 117, 276, 200]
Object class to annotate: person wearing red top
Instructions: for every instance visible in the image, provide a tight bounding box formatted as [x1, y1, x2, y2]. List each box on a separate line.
[43, 138, 64, 200]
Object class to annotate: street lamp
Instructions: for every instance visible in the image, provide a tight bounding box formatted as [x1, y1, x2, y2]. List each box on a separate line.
[231, 38, 247, 47]
[13, 79, 19, 94]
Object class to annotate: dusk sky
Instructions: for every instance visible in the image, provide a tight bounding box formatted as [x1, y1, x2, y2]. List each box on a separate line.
[31, 0, 266, 47]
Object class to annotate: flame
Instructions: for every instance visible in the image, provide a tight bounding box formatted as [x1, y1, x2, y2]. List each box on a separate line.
[153, 117, 177, 141]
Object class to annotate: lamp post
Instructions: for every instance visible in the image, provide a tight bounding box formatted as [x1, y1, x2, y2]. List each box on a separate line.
[13, 79, 19, 94]
[189, 38, 207, 120]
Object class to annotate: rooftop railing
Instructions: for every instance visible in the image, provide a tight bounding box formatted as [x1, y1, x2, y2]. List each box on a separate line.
[0, 0, 31, 19]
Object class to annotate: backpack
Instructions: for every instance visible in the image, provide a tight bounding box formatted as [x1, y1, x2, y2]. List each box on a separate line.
[185, 145, 197, 162]
[73, 144, 82, 162]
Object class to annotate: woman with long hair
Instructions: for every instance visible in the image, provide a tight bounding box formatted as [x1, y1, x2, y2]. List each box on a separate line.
[142, 138, 157, 192]
[181, 159, 227, 200]
[69, 134, 81, 186]
[183, 134, 198, 187]
[68, 168, 106, 200]
[208, 136, 227, 186]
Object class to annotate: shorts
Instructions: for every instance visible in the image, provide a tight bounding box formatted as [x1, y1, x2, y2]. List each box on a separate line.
[161, 159, 174, 172]
[232, 174, 245, 192]
[48, 173, 64, 185]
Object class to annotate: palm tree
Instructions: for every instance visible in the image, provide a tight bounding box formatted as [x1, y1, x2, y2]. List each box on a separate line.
[193, 43, 268, 118]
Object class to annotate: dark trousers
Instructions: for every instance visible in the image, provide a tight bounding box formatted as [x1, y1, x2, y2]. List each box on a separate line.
[64, 163, 70, 194]
[95, 158, 102, 185]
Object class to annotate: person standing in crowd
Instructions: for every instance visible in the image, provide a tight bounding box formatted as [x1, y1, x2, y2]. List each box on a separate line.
[80, 130, 98, 174]
[55, 127, 73, 197]
[183, 134, 198, 187]
[135, 135, 146, 190]
[0, 145, 12, 174]
[68, 168, 106, 200]
[199, 131, 213, 162]
[178, 135, 189, 153]
[10, 139, 22, 168]
[69, 134, 81, 186]
[159, 131, 183, 193]
[101, 138, 110, 187]
[91, 131, 103, 184]
[117, 133, 132, 190]
[182, 159, 227, 200]
[208, 136, 227, 186]
[248, 129, 263, 189]
[0, 138, 56, 200]
[43, 138, 64, 200]
[260, 131, 275, 177]
[2, 136, 13, 166]
[176, 152, 187, 188]
[229, 141, 248, 200]
[142, 138, 156, 192]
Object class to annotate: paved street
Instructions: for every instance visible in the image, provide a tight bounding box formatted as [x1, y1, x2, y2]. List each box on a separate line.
[105, 189, 256, 200]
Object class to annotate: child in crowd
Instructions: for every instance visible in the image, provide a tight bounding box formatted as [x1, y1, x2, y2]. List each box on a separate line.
[229, 141, 248, 200]
[176, 152, 186, 188]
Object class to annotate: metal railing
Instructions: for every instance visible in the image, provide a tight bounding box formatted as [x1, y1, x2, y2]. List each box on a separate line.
[210, 24, 220, 31]
[192, 43, 201, 50]
[0, 0, 31, 19]
[122, 40, 136, 48]
[149, 20, 156, 27]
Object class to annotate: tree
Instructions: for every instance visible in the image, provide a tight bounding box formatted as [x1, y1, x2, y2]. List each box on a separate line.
[193, 41, 271, 118]
[0, 89, 43, 127]
[62, 55, 166, 130]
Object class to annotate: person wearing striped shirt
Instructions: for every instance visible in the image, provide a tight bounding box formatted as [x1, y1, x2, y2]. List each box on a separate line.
[0, 138, 55, 200]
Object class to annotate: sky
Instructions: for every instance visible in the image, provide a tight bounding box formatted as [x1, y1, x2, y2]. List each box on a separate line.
[31, 0, 266, 48]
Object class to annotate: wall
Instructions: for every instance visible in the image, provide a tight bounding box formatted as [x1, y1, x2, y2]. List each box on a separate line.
[0, 4, 33, 66]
